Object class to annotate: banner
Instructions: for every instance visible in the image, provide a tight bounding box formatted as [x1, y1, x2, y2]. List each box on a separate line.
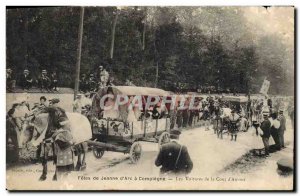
[260, 78, 270, 95]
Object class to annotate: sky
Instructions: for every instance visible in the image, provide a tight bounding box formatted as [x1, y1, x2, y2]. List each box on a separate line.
[243, 6, 294, 49]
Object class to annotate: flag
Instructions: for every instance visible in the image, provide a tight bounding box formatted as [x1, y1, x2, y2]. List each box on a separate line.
[260, 78, 270, 96]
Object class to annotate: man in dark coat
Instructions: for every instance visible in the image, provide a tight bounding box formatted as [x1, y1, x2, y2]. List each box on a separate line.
[278, 109, 286, 148]
[269, 111, 281, 151]
[39, 70, 51, 92]
[155, 129, 193, 175]
[50, 71, 58, 91]
[38, 98, 74, 181]
[19, 69, 33, 90]
[259, 111, 271, 156]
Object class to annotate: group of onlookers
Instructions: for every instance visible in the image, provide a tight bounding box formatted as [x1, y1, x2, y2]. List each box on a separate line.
[79, 65, 111, 93]
[6, 68, 58, 92]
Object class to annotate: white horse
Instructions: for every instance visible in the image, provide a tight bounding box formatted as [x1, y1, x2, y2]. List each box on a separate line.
[22, 112, 92, 180]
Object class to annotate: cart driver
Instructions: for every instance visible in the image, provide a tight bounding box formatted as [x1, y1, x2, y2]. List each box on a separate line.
[155, 129, 193, 176]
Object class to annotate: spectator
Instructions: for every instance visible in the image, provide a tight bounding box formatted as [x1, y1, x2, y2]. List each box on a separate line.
[79, 74, 88, 93]
[278, 108, 286, 149]
[6, 68, 16, 92]
[39, 70, 51, 92]
[269, 111, 281, 151]
[258, 111, 271, 156]
[50, 71, 58, 91]
[19, 69, 33, 90]
[88, 74, 97, 92]
[98, 65, 109, 88]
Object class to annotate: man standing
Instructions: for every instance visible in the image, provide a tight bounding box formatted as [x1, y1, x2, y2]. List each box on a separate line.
[278, 108, 286, 149]
[79, 73, 88, 93]
[98, 65, 109, 87]
[88, 73, 97, 92]
[38, 98, 74, 181]
[259, 111, 271, 156]
[269, 111, 281, 151]
[155, 130, 193, 176]
[229, 110, 240, 141]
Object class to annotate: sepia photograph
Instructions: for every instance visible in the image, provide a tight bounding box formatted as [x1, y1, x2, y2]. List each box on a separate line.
[5, 5, 295, 191]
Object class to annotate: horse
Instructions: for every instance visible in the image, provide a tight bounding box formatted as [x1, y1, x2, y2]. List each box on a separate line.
[21, 112, 92, 181]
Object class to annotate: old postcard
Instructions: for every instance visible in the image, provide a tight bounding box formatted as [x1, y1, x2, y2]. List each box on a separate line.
[6, 6, 294, 191]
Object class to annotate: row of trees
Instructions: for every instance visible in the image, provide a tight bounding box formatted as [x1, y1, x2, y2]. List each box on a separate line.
[6, 7, 294, 95]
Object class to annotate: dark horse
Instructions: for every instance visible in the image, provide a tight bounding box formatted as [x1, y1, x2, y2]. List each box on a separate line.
[22, 112, 92, 180]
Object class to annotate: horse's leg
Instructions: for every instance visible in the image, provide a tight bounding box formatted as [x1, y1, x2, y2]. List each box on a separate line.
[39, 158, 47, 181]
[75, 152, 81, 171]
[75, 144, 82, 171]
[79, 143, 87, 171]
[81, 145, 87, 170]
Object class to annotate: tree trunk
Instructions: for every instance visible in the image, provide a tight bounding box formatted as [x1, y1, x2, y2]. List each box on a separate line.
[142, 8, 147, 51]
[74, 7, 84, 100]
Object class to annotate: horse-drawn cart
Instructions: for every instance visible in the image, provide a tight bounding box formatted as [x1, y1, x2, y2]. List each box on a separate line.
[88, 86, 172, 163]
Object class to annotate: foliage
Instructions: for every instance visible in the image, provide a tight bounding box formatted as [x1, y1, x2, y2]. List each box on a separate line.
[6, 7, 294, 95]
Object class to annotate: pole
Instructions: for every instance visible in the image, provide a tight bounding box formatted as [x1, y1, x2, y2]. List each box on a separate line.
[155, 62, 158, 88]
[74, 7, 85, 100]
[110, 11, 119, 59]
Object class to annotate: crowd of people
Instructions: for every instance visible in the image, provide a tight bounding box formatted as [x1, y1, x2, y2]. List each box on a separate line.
[6, 68, 58, 92]
[79, 65, 112, 93]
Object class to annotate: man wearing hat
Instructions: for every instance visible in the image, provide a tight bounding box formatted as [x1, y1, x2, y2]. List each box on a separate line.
[278, 108, 286, 149]
[228, 109, 240, 141]
[39, 69, 50, 92]
[258, 111, 271, 156]
[50, 71, 58, 91]
[19, 69, 33, 90]
[155, 128, 193, 175]
[88, 73, 97, 92]
[6, 68, 15, 92]
[38, 97, 74, 180]
[79, 74, 88, 93]
[98, 65, 109, 88]
[269, 110, 281, 151]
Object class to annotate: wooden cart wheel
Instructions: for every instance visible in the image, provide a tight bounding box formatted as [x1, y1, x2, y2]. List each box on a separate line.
[158, 132, 170, 147]
[92, 147, 105, 159]
[129, 142, 142, 163]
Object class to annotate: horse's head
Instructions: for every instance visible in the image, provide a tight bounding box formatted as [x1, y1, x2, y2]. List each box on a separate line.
[21, 113, 49, 145]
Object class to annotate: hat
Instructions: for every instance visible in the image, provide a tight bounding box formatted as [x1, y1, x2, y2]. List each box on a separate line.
[42, 70, 47, 74]
[24, 69, 29, 73]
[262, 109, 269, 116]
[170, 129, 181, 139]
[49, 98, 60, 104]
[40, 96, 47, 101]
